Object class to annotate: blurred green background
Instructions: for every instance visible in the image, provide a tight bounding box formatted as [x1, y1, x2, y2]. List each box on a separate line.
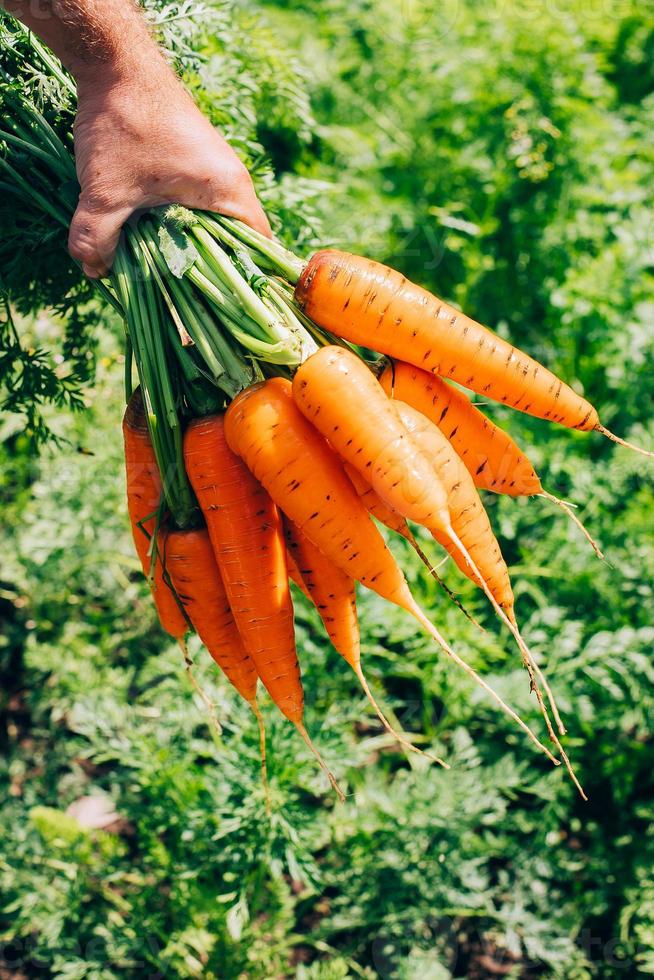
[1, 0, 654, 976]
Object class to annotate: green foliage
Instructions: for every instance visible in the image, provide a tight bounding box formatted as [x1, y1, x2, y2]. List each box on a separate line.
[1, 0, 654, 977]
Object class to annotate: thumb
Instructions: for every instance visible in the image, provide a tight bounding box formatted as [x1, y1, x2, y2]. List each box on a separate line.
[68, 200, 134, 278]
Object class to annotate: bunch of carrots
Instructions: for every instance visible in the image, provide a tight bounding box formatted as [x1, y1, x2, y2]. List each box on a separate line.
[2, 20, 649, 802]
[123, 243, 653, 804]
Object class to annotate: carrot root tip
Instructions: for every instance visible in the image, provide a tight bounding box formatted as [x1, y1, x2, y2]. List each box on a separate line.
[539, 491, 605, 562]
[179, 642, 223, 740]
[353, 664, 449, 768]
[409, 535, 485, 633]
[294, 722, 346, 803]
[251, 699, 272, 817]
[403, 593, 559, 766]
[596, 424, 654, 459]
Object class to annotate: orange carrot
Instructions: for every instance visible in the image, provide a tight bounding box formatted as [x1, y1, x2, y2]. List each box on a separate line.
[379, 361, 540, 496]
[396, 400, 584, 795]
[286, 547, 312, 600]
[225, 376, 558, 765]
[164, 526, 270, 802]
[380, 361, 604, 559]
[284, 518, 360, 666]
[291, 350, 581, 789]
[343, 462, 414, 538]
[343, 462, 483, 629]
[293, 346, 451, 530]
[284, 518, 447, 765]
[295, 251, 652, 456]
[293, 347, 518, 626]
[122, 389, 187, 640]
[184, 413, 343, 799]
[393, 400, 515, 614]
[163, 527, 258, 703]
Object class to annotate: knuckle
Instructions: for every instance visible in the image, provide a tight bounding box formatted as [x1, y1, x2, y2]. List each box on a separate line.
[68, 231, 97, 264]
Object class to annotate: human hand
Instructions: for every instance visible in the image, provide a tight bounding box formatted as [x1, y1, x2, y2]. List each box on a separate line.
[69, 64, 271, 278]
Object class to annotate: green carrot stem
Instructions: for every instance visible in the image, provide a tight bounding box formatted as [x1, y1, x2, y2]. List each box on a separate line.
[190, 225, 287, 341]
[0, 154, 70, 226]
[0, 128, 67, 172]
[139, 216, 255, 389]
[205, 213, 304, 284]
[118, 239, 194, 529]
[124, 333, 133, 401]
[189, 254, 271, 341]
[135, 225, 193, 346]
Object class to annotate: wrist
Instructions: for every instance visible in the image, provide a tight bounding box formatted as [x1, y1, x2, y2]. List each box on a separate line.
[75, 51, 185, 118]
[74, 33, 174, 96]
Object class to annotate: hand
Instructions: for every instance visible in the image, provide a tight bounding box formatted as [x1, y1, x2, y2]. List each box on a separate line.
[69, 64, 271, 278]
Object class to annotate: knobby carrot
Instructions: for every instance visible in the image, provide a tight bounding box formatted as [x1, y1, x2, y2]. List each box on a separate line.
[225, 376, 558, 765]
[184, 413, 343, 800]
[122, 389, 187, 640]
[284, 518, 447, 765]
[295, 251, 652, 456]
[380, 361, 604, 559]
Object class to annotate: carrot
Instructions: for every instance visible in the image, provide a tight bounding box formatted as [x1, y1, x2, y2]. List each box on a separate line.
[380, 361, 604, 559]
[284, 518, 447, 765]
[163, 527, 259, 702]
[343, 462, 483, 629]
[396, 400, 585, 797]
[163, 525, 270, 804]
[183, 413, 343, 800]
[295, 250, 652, 456]
[392, 400, 515, 613]
[292, 346, 451, 530]
[380, 361, 540, 495]
[122, 389, 187, 640]
[286, 547, 312, 600]
[225, 376, 558, 765]
[291, 349, 583, 791]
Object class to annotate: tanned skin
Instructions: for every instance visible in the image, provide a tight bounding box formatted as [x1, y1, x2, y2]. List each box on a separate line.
[3, 0, 271, 277]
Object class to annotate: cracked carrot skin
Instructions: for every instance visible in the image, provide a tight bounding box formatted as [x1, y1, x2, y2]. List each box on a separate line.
[283, 518, 360, 668]
[183, 414, 302, 723]
[292, 346, 451, 531]
[395, 400, 514, 612]
[123, 389, 187, 639]
[224, 377, 417, 612]
[380, 361, 541, 497]
[163, 527, 258, 702]
[295, 251, 598, 430]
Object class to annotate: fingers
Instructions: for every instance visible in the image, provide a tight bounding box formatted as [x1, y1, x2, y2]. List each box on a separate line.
[204, 166, 273, 239]
[219, 194, 273, 239]
[68, 200, 134, 278]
